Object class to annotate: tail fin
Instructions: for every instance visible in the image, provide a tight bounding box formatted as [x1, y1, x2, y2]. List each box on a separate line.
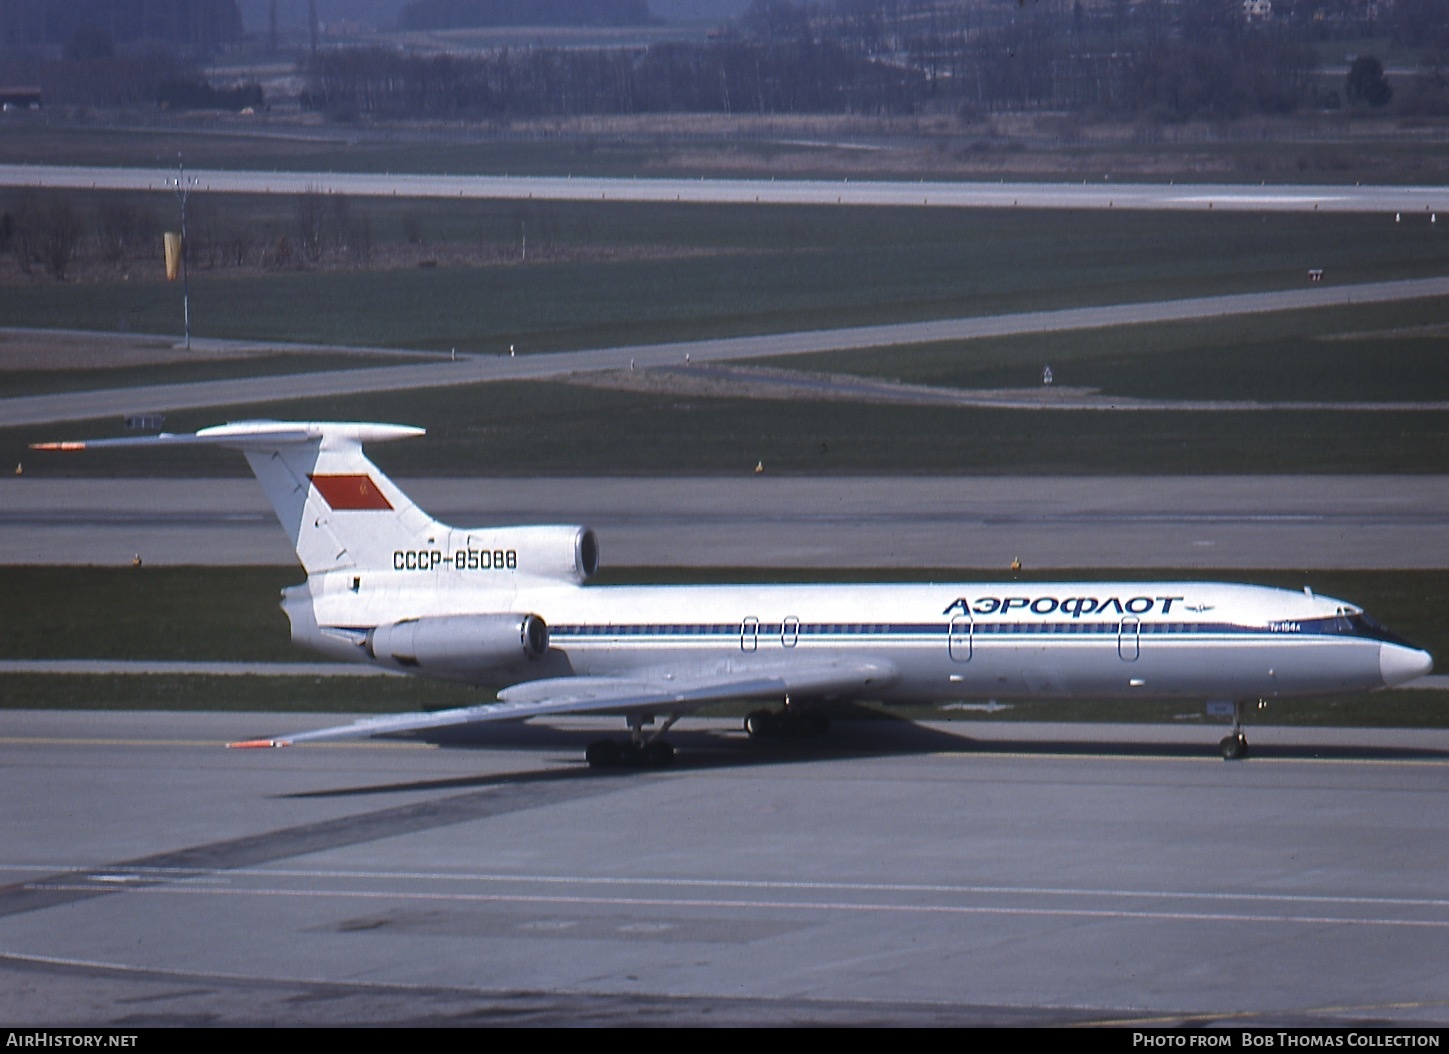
[34, 421, 439, 574]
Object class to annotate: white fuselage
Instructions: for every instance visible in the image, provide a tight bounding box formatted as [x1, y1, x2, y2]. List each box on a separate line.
[286, 574, 1429, 704]
[50, 421, 1432, 756]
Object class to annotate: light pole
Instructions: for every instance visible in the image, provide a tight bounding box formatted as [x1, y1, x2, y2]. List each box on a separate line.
[172, 155, 196, 350]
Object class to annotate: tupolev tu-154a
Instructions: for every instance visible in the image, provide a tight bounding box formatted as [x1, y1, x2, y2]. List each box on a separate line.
[35, 420, 1432, 764]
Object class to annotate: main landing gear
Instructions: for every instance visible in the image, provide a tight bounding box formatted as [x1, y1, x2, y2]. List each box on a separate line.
[1217, 700, 1258, 761]
[743, 704, 830, 740]
[586, 713, 679, 769]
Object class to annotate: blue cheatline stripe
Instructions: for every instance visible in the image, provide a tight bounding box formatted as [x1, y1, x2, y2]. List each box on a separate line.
[546, 621, 1364, 641]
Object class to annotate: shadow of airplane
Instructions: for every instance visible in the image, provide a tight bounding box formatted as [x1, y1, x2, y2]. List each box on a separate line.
[280, 706, 1449, 800]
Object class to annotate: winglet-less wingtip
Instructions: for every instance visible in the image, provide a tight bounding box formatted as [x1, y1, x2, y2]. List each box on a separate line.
[227, 738, 290, 749]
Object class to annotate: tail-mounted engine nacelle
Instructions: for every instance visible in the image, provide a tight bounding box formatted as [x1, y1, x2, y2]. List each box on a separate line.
[445, 525, 599, 584]
[366, 613, 549, 681]
[511, 525, 600, 584]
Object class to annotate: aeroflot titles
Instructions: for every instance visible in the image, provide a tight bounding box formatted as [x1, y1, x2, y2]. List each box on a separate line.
[943, 595, 1187, 619]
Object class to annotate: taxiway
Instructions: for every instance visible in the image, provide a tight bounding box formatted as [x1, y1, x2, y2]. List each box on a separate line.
[2, 164, 1447, 214]
[4, 710, 1449, 1026]
[2, 474, 1445, 570]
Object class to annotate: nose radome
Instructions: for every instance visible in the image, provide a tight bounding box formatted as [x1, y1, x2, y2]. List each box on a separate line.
[1380, 644, 1434, 687]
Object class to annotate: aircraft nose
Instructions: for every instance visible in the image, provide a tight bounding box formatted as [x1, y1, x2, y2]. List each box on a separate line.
[1380, 644, 1434, 687]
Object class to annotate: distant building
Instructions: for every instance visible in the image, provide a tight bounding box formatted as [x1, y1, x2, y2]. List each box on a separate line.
[0, 87, 41, 110]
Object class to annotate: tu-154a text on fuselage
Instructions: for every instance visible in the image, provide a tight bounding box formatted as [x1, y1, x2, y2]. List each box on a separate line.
[35, 421, 1432, 764]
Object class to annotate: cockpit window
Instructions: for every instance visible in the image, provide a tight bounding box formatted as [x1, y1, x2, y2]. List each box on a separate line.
[1299, 610, 1419, 649]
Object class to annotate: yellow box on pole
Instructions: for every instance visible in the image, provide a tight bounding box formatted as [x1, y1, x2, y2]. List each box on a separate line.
[164, 232, 182, 281]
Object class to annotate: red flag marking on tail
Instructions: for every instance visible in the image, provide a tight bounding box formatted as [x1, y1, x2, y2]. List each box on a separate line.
[309, 474, 393, 511]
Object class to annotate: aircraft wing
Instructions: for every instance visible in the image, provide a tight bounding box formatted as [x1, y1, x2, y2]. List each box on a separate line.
[228, 657, 898, 748]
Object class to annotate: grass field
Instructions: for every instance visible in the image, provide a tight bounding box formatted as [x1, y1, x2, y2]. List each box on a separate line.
[13, 377, 1449, 478]
[0, 124, 786, 179]
[4, 198, 1447, 353]
[2, 565, 1443, 723]
[254, 386, 1449, 477]
[6, 120, 1449, 184]
[0, 350, 418, 399]
[774, 299, 1449, 403]
[17, 371, 1443, 478]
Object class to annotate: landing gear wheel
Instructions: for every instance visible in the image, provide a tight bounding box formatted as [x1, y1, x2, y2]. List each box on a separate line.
[586, 738, 674, 768]
[586, 740, 624, 768]
[1219, 733, 1249, 761]
[744, 710, 777, 739]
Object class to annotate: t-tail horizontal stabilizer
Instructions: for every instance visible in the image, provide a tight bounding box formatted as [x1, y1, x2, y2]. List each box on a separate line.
[33, 420, 438, 574]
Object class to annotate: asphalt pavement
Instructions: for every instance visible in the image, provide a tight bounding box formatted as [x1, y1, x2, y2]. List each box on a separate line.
[3, 473, 1445, 570]
[4, 711, 1449, 1026]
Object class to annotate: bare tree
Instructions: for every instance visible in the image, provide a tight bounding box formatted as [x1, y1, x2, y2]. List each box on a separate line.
[295, 187, 326, 263]
[38, 196, 82, 280]
[10, 192, 39, 275]
[221, 223, 253, 267]
[179, 197, 210, 270]
[12, 192, 83, 280]
[94, 199, 155, 264]
[348, 213, 373, 265]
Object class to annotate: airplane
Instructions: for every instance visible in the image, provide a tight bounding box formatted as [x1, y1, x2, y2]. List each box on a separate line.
[35, 420, 1433, 764]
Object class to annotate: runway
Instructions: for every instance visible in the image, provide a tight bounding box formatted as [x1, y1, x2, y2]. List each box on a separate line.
[3, 710, 1448, 1026]
[2, 164, 1447, 214]
[3, 474, 1445, 570]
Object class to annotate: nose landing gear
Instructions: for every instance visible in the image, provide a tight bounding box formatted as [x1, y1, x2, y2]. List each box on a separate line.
[1217, 700, 1263, 760]
[1219, 731, 1249, 761]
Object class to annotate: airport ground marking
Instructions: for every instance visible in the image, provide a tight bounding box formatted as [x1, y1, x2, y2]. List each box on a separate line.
[20, 878, 1449, 930]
